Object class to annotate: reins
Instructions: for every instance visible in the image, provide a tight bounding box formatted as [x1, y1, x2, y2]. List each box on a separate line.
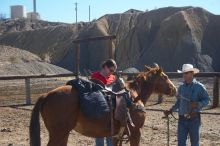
[170, 112, 178, 120]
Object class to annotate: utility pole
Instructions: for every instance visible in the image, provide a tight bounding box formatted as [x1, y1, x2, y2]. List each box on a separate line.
[74, 2, 79, 77]
[89, 5, 90, 22]
[33, 0, 36, 13]
[75, 2, 78, 23]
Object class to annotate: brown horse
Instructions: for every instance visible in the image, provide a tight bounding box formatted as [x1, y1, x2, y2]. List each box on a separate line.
[29, 65, 176, 146]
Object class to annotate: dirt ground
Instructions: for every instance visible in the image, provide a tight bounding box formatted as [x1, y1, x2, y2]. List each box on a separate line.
[0, 77, 219, 146]
[0, 102, 220, 146]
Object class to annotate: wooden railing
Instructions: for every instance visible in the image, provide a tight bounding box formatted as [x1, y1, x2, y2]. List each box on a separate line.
[0, 72, 219, 107]
[0, 73, 76, 105]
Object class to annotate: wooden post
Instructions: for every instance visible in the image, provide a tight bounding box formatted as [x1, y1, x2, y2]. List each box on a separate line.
[212, 76, 219, 108]
[108, 39, 115, 59]
[25, 78, 31, 105]
[75, 43, 80, 78]
[167, 117, 170, 146]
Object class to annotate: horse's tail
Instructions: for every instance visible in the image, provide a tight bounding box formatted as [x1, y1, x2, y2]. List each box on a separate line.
[29, 96, 44, 146]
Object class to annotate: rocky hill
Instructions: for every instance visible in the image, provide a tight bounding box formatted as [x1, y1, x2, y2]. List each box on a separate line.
[0, 45, 71, 75]
[0, 18, 65, 35]
[0, 6, 220, 72]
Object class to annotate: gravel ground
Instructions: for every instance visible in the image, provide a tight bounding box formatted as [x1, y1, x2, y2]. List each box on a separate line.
[0, 102, 219, 146]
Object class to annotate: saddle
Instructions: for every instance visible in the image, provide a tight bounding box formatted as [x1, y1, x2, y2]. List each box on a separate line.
[66, 78, 126, 117]
[103, 86, 135, 141]
[90, 78, 135, 140]
[67, 78, 110, 118]
[67, 78, 134, 140]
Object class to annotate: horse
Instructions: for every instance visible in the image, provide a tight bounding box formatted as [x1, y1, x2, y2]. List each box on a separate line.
[29, 65, 177, 146]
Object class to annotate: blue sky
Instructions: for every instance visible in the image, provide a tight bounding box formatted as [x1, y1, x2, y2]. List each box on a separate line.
[1, 0, 220, 23]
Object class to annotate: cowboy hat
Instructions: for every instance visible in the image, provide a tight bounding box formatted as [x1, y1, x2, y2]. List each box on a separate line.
[177, 64, 199, 74]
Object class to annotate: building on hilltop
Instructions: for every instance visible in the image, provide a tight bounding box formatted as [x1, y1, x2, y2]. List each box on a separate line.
[10, 5, 27, 19]
[124, 9, 143, 14]
[27, 12, 41, 20]
[27, 0, 41, 20]
[10, 0, 41, 20]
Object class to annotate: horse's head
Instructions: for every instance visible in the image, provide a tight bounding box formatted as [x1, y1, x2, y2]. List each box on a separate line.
[146, 64, 177, 96]
[129, 64, 176, 103]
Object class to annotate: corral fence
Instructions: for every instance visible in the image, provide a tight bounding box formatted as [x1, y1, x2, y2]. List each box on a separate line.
[0, 73, 76, 106]
[0, 72, 219, 108]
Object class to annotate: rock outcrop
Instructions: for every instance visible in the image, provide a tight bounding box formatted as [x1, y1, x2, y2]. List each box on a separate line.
[0, 45, 71, 75]
[0, 6, 219, 72]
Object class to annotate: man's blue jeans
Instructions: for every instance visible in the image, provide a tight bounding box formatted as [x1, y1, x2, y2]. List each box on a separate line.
[178, 115, 201, 146]
[95, 137, 112, 146]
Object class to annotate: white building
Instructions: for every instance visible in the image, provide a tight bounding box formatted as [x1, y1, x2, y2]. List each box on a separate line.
[27, 12, 41, 20]
[11, 5, 27, 19]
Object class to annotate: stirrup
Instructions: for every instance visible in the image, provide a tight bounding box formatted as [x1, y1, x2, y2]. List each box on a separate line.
[112, 127, 125, 140]
[127, 111, 135, 127]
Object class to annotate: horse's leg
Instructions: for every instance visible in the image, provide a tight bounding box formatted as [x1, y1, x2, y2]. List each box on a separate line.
[129, 127, 141, 146]
[47, 132, 69, 146]
[41, 86, 79, 146]
[112, 138, 119, 146]
[45, 112, 76, 146]
[113, 139, 122, 146]
[45, 106, 77, 146]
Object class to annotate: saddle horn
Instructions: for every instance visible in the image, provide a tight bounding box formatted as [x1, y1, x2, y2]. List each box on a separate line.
[153, 63, 159, 68]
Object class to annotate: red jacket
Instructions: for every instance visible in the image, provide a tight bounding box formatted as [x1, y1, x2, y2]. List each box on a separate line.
[91, 72, 116, 85]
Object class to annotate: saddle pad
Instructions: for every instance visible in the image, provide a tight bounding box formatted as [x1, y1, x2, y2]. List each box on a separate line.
[66, 78, 110, 118]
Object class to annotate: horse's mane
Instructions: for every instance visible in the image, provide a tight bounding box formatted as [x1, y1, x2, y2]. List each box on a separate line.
[128, 66, 162, 92]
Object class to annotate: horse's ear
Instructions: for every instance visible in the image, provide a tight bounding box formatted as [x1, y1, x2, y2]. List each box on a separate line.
[145, 65, 151, 71]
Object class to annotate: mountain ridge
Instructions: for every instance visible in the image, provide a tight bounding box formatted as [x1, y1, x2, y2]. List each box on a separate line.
[0, 6, 219, 72]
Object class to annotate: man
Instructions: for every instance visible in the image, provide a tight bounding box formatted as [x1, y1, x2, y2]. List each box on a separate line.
[91, 59, 117, 146]
[164, 64, 210, 146]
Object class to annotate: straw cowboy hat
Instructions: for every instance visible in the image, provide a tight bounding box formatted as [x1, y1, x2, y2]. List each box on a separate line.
[177, 64, 200, 74]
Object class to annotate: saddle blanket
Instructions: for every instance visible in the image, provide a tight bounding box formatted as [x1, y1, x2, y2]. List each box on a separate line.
[66, 78, 110, 118]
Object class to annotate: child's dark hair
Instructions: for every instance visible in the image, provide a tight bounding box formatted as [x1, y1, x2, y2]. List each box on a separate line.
[102, 59, 117, 69]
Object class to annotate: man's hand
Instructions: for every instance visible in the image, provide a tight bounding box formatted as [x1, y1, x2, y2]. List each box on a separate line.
[118, 77, 126, 88]
[191, 102, 199, 109]
[163, 110, 172, 117]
